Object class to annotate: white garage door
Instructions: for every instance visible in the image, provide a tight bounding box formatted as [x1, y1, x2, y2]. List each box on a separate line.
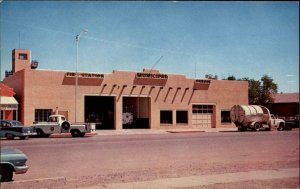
[192, 104, 214, 128]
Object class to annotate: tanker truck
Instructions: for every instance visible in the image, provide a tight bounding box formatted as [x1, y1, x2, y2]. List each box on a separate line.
[230, 105, 290, 131]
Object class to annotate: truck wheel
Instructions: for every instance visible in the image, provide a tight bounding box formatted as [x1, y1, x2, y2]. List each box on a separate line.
[80, 133, 85, 137]
[5, 133, 15, 140]
[277, 123, 285, 131]
[36, 129, 43, 137]
[254, 123, 261, 131]
[62, 121, 71, 130]
[0, 165, 13, 182]
[71, 130, 81, 137]
[36, 129, 50, 137]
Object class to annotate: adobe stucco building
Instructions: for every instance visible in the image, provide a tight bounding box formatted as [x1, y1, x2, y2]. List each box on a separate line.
[2, 49, 248, 129]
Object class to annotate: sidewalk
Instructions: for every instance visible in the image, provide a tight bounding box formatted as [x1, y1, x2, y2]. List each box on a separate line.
[49, 128, 238, 137]
[80, 168, 299, 189]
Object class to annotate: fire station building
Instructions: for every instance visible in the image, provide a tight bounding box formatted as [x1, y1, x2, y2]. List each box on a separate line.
[2, 49, 248, 129]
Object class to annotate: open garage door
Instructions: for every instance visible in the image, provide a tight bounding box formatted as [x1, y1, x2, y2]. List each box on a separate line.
[85, 96, 115, 130]
[123, 97, 150, 129]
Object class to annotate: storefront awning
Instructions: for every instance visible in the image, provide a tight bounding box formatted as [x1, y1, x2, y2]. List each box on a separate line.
[0, 96, 19, 105]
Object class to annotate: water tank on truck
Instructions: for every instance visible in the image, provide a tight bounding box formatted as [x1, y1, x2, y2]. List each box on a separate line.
[230, 105, 271, 131]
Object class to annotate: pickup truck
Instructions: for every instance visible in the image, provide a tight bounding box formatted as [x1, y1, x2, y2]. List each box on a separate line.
[32, 115, 91, 137]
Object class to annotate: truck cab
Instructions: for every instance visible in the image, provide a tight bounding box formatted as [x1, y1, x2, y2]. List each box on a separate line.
[270, 114, 289, 131]
[48, 115, 65, 124]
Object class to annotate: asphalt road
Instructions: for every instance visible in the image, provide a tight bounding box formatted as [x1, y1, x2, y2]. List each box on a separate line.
[1, 129, 299, 189]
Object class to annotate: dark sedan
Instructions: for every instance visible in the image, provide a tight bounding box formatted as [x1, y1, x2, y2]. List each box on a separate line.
[0, 120, 36, 140]
[0, 148, 29, 182]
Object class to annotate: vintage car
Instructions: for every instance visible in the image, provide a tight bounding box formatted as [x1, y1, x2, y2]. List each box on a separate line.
[0, 120, 36, 140]
[0, 148, 29, 182]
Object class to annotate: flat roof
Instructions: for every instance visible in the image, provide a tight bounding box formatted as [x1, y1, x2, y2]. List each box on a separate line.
[272, 93, 299, 103]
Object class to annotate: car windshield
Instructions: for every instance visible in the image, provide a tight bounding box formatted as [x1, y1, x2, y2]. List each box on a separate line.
[10, 121, 23, 127]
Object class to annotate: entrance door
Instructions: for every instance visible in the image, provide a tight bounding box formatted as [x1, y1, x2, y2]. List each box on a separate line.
[192, 104, 214, 128]
[84, 96, 115, 130]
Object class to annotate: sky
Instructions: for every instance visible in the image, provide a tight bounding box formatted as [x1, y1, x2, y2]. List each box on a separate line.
[0, 1, 299, 93]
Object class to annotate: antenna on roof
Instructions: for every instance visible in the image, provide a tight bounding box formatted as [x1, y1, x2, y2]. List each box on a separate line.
[150, 56, 163, 74]
[18, 31, 21, 48]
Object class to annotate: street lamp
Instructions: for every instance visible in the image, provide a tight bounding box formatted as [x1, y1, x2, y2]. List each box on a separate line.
[75, 28, 88, 123]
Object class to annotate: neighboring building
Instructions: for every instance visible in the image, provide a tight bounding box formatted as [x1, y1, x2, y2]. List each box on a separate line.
[267, 93, 300, 117]
[0, 83, 19, 120]
[2, 49, 248, 129]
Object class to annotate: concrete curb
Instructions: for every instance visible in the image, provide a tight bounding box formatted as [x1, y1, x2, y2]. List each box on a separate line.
[49, 132, 98, 137]
[91, 128, 238, 136]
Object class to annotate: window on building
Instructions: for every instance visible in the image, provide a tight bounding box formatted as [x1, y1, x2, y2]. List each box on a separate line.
[221, 111, 231, 123]
[160, 110, 172, 124]
[176, 111, 188, 124]
[192, 105, 213, 114]
[19, 53, 28, 60]
[0, 110, 3, 120]
[35, 109, 52, 123]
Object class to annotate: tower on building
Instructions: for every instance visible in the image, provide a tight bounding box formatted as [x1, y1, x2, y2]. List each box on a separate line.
[5, 49, 38, 77]
[12, 49, 31, 73]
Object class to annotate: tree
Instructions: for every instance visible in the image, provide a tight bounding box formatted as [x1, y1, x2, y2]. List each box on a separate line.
[247, 79, 261, 105]
[227, 75, 236, 80]
[259, 75, 278, 105]
[217, 74, 278, 105]
[240, 75, 278, 105]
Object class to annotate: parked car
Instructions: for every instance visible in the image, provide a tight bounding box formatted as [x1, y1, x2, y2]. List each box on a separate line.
[0, 120, 36, 140]
[0, 148, 29, 182]
[284, 115, 300, 128]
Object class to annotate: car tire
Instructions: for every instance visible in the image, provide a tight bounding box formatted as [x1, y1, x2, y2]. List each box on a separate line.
[0, 165, 13, 182]
[5, 133, 15, 140]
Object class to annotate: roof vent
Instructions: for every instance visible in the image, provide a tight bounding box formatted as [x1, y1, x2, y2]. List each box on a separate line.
[31, 60, 38, 69]
[5, 70, 13, 77]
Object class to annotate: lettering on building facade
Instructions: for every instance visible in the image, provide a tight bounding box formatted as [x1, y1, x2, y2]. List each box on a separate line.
[0, 104, 18, 110]
[136, 73, 168, 80]
[193, 79, 211, 90]
[65, 72, 104, 79]
[195, 79, 211, 84]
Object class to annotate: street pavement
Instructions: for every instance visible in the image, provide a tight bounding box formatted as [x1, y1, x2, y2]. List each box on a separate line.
[81, 168, 299, 189]
[1, 128, 298, 189]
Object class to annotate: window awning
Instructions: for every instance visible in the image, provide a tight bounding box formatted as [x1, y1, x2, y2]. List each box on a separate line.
[0, 96, 19, 105]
